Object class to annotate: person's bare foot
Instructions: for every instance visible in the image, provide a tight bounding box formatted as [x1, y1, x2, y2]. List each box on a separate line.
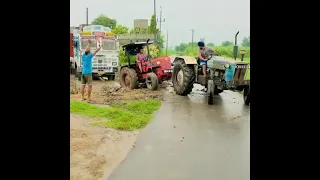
[82, 98, 87, 101]
[87, 99, 94, 103]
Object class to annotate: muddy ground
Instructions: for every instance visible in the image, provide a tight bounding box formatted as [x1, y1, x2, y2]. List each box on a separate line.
[70, 114, 138, 180]
[70, 74, 171, 104]
[70, 74, 172, 180]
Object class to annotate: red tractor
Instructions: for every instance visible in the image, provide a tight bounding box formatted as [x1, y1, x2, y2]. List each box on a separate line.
[119, 40, 172, 90]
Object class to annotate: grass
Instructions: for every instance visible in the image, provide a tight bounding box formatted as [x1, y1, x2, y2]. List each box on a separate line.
[70, 99, 161, 131]
[174, 45, 250, 63]
[160, 49, 177, 56]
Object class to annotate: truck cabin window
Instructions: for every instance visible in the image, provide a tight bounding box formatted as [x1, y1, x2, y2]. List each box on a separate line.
[102, 41, 116, 50]
[81, 40, 97, 49]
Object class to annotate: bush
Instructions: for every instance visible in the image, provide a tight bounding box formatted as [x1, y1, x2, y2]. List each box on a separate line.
[119, 44, 160, 65]
[175, 45, 250, 62]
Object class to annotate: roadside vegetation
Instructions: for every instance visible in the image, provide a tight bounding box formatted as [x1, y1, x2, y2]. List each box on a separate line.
[70, 99, 161, 131]
[90, 14, 250, 65]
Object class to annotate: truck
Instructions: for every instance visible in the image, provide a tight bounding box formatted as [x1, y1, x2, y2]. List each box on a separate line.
[71, 25, 120, 80]
[70, 32, 74, 74]
[70, 32, 74, 58]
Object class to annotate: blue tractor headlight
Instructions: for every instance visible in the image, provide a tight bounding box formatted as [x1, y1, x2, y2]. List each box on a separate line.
[224, 64, 230, 69]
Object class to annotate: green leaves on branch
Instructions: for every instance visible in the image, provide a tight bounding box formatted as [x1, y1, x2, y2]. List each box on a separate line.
[112, 25, 129, 34]
[91, 14, 117, 29]
[241, 36, 250, 47]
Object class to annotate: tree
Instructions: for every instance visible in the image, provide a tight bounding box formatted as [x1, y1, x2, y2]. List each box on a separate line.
[112, 25, 129, 34]
[148, 14, 158, 34]
[91, 14, 117, 29]
[147, 14, 165, 51]
[241, 36, 250, 47]
[175, 43, 188, 52]
[207, 43, 214, 47]
[221, 41, 233, 46]
[188, 42, 197, 47]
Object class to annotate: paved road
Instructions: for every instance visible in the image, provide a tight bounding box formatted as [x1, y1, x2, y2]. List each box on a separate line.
[108, 87, 250, 180]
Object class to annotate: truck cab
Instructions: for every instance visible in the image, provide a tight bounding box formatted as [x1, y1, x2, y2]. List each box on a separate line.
[73, 25, 120, 80]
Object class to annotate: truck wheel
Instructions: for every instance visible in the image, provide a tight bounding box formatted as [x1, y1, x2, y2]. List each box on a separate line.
[108, 75, 115, 81]
[243, 86, 250, 105]
[119, 67, 138, 89]
[146, 72, 159, 91]
[207, 80, 215, 105]
[172, 59, 195, 96]
[214, 86, 223, 95]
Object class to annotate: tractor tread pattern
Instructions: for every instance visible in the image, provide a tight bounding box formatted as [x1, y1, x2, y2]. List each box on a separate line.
[146, 72, 159, 91]
[173, 59, 195, 96]
[119, 67, 138, 89]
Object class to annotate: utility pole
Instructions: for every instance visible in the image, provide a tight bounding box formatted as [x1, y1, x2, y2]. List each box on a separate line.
[86, 7, 88, 26]
[153, 0, 157, 44]
[157, 6, 165, 32]
[191, 29, 195, 48]
[166, 30, 168, 55]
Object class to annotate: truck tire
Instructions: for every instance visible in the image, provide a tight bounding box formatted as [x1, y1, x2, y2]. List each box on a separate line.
[172, 59, 195, 96]
[207, 80, 215, 105]
[119, 67, 138, 90]
[146, 72, 159, 91]
[243, 86, 250, 105]
[108, 75, 115, 81]
[214, 86, 223, 95]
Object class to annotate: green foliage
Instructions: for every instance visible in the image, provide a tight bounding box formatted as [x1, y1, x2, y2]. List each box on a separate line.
[215, 46, 250, 59]
[129, 27, 148, 34]
[160, 49, 176, 56]
[241, 36, 250, 47]
[91, 14, 117, 29]
[112, 25, 129, 34]
[207, 43, 214, 47]
[221, 41, 234, 46]
[119, 44, 160, 65]
[175, 43, 188, 52]
[148, 14, 157, 34]
[174, 43, 250, 62]
[70, 99, 161, 131]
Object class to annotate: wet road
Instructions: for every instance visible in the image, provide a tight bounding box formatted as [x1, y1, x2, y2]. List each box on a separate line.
[107, 84, 250, 180]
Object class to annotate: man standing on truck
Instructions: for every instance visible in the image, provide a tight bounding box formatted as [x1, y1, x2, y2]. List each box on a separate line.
[198, 41, 216, 76]
[81, 39, 101, 102]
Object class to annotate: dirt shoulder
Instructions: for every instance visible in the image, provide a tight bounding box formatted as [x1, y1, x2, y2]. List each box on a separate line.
[70, 74, 171, 180]
[70, 113, 138, 180]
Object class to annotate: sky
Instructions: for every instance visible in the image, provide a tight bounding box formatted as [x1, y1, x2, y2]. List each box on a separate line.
[70, 0, 250, 47]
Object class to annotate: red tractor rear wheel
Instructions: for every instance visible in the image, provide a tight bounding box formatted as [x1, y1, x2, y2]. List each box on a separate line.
[119, 67, 138, 89]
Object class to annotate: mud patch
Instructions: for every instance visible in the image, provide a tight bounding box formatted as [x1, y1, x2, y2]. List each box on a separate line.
[70, 114, 136, 180]
[70, 75, 170, 105]
[95, 86, 165, 104]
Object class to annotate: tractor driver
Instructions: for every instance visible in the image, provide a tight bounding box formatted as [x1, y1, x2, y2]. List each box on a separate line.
[198, 42, 216, 76]
[136, 47, 147, 72]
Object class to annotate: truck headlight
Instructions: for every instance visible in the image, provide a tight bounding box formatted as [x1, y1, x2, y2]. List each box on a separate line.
[225, 64, 230, 68]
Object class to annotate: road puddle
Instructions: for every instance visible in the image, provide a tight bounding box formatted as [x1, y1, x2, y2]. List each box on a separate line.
[187, 84, 207, 103]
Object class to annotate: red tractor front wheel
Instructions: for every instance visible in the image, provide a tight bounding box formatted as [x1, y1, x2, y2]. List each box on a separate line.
[146, 72, 159, 91]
